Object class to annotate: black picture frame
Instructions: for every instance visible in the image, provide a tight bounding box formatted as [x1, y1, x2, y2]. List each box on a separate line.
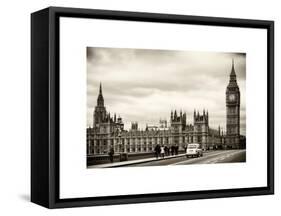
[31, 6, 274, 208]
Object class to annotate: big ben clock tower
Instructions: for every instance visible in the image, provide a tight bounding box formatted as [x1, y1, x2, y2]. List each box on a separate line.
[226, 59, 240, 149]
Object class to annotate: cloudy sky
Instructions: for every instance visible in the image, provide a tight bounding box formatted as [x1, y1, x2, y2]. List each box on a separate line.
[87, 47, 246, 135]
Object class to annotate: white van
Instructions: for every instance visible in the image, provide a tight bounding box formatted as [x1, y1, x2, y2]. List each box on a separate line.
[186, 143, 203, 158]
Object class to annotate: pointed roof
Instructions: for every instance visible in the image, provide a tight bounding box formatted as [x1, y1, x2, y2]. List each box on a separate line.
[174, 110, 177, 118]
[97, 82, 104, 106]
[228, 59, 238, 84]
[227, 59, 239, 91]
[230, 59, 236, 77]
[99, 82, 103, 95]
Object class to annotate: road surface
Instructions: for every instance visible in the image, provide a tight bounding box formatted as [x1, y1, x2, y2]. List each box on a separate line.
[125, 150, 246, 167]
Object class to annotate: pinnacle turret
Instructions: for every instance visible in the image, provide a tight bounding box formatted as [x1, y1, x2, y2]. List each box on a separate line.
[230, 59, 237, 81]
[97, 82, 104, 107]
[99, 82, 102, 94]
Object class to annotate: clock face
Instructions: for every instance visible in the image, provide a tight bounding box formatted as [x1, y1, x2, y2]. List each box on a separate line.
[229, 94, 236, 101]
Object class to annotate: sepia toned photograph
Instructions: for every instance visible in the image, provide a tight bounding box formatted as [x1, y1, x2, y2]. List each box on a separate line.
[86, 47, 246, 168]
[31, 7, 273, 207]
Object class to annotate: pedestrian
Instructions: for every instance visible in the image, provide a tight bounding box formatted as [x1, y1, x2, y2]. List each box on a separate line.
[108, 146, 114, 163]
[164, 146, 168, 156]
[157, 145, 161, 158]
[184, 145, 187, 153]
[175, 145, 179, 155]
[167, 146, 170, 156]
[160, 145, 165, 158]
[154, 144, 160, 159]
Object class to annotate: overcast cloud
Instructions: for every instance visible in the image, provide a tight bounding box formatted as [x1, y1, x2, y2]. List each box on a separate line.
[87, 47, 246, 135]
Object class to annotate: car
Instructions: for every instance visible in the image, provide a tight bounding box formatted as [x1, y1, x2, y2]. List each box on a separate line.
[185, 143, 203, 158]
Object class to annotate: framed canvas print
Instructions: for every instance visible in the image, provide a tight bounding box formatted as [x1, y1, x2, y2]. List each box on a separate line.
[31, 7, 274, 208]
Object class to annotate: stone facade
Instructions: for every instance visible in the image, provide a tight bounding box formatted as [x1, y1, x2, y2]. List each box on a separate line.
[87, 84, 226, 156]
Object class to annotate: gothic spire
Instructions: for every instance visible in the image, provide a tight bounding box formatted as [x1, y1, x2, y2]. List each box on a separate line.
[99, 82, 103, 95]
[227, 59, 239, 92]
[230, 59, 237, 80]
[97, 82, 104, 107]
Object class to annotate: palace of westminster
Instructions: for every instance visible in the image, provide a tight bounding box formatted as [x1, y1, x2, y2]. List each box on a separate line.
[87, 60, 246, 155]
